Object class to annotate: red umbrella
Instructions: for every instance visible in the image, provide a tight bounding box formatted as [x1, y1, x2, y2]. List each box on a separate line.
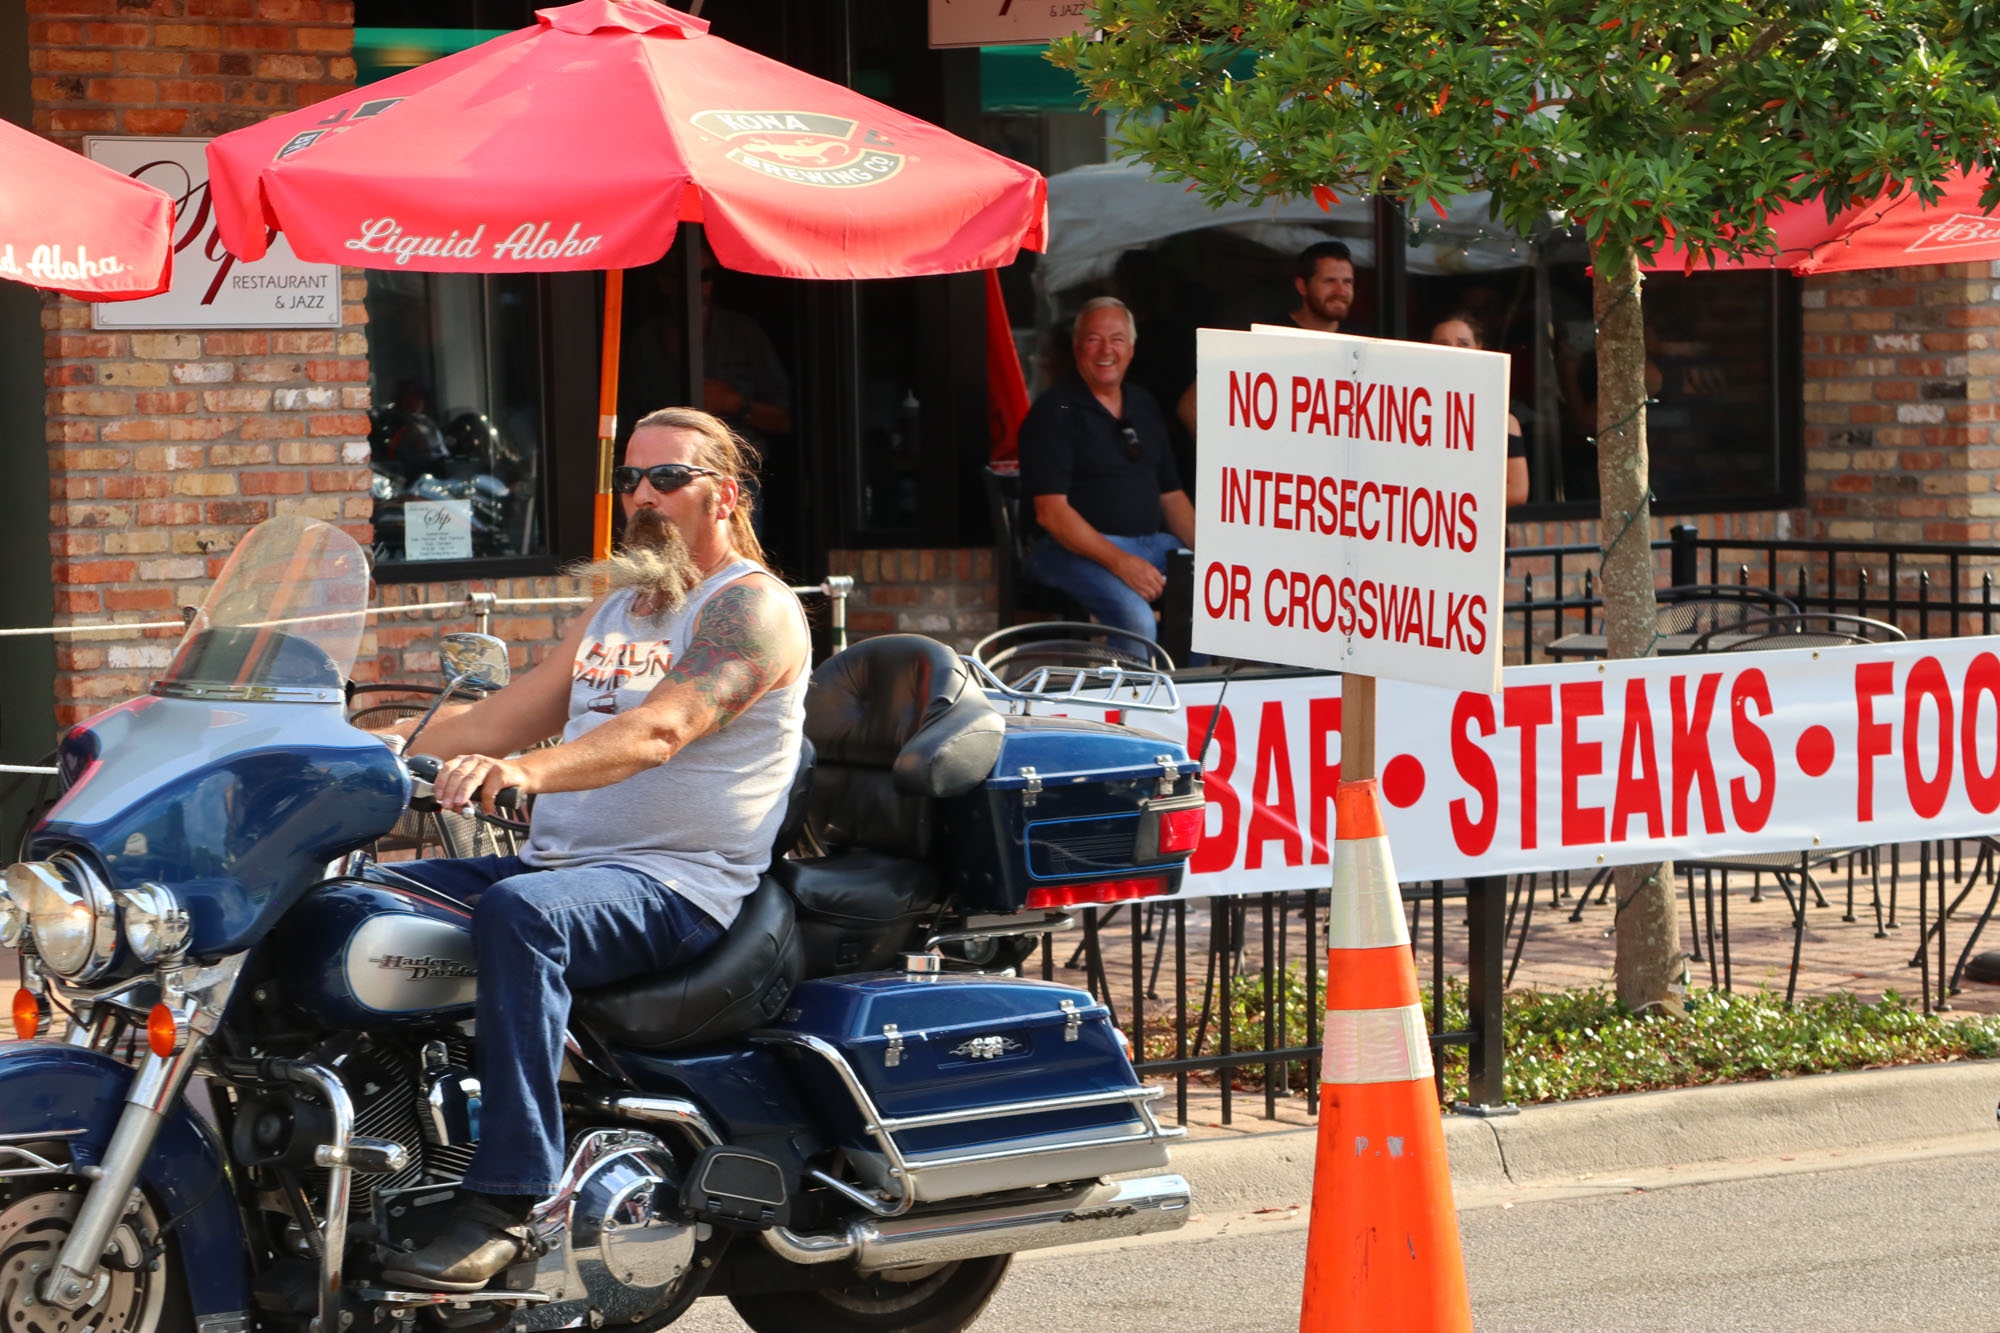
[206, 0, 1044, 556]
[1649, 170, 2000, 274]
[0, 119, 174, 301]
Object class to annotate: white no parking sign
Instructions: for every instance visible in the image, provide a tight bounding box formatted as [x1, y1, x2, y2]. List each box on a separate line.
[1192, 327, 1510, 692]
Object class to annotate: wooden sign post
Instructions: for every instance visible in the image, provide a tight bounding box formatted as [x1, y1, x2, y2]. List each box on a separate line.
[1338, 673, 1376, 782]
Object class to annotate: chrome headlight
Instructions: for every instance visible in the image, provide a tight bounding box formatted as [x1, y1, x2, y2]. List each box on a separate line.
[114, 883, 189, 964]
[5, 856, 117, 982]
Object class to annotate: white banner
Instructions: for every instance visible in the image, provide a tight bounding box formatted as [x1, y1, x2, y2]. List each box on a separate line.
[1191, 327, 1509, 692]
[1071, 637, 2000, 897]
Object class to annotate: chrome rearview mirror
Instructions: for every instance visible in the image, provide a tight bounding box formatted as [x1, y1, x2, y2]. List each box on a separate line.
[405, 632, 513, 751]
[440, 632, 511, 692]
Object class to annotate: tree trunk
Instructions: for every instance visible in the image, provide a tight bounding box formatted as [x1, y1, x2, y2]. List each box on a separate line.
[1591, 244, 1684, 1016]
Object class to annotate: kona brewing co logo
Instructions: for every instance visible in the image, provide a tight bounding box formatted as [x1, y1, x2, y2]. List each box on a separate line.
[373, 953, 477, 982]
[1905, 213, 2000, 253]
[690, 111, 904, 188]
[276, 96, 405, 159]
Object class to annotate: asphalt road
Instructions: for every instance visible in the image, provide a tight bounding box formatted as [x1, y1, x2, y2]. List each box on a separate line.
[670, 1141, 2000, 1332]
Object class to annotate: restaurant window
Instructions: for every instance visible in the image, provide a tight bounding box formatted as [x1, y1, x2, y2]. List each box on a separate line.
[361, 272, 553, 571]
[1408, 224, 1799, 515]
[354, 5, 589, 580]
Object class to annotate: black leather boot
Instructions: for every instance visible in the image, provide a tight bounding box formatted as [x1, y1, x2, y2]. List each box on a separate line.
[382, 1193, 544, 1293]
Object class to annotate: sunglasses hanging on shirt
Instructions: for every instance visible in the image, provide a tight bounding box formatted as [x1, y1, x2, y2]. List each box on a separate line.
[1116, 423, 1143, 461]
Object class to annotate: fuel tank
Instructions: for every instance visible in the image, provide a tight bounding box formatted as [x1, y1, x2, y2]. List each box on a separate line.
[271, 871, 477, 1030]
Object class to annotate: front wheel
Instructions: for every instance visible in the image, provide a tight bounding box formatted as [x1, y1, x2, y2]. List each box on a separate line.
[0, 1177, 192, 1333]
[727, 1255, 1011, 1333]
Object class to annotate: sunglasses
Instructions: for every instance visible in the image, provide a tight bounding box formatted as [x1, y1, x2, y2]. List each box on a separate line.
[1117, 423, 1143, 462]
[612, 463, 722, 495]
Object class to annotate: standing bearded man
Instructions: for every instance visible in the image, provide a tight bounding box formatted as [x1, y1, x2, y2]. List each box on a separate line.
[368, 407, 810, 1292]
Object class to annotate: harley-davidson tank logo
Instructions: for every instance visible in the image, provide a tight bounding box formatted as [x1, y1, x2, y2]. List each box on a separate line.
[372, 953, 477, 982]
[690, 111, 905, 188]
[949, 1035, 1022, 1061]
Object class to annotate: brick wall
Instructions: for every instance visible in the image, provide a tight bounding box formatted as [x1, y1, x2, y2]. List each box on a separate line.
[1800, 262, 1997, 543]
[828, 548, 998, 653]
[30, 0, 373, 725]
[370, 577, 592, 682]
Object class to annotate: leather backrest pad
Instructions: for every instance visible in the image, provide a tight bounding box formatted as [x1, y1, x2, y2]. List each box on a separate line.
[802, 635, 1002, 858]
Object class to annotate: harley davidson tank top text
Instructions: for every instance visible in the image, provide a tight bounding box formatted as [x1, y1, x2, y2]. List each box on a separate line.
[520, 558, 808, 927]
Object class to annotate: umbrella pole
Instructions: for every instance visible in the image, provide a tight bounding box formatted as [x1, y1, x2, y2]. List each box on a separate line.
[685, 222, 705, 410]
[592, 267, 625, 561]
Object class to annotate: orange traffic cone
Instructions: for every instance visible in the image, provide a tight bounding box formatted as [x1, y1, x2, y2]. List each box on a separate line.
[1298, 779, 1471, 1332]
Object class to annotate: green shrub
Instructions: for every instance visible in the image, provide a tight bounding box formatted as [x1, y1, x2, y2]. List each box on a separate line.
[1138, 962, 2000, 1105]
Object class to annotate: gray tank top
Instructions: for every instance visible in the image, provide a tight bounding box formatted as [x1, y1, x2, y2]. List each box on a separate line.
[519, 558, 807, 928]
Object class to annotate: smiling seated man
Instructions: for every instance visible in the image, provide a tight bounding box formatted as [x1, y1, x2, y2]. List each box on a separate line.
[371, 406, 810, 1292]
[1018, 296, 1197, 648]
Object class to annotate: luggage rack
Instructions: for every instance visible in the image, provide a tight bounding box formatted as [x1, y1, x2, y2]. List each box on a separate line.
[962, 657, 1180, 715]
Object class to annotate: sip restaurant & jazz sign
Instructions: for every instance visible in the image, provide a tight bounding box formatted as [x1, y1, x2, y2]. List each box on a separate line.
[1111, 638, 2000, 898]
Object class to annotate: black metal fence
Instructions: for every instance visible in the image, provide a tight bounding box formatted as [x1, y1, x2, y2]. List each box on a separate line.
[1011, 877, 1512, 1127]
[1509, 525, 2000, 660]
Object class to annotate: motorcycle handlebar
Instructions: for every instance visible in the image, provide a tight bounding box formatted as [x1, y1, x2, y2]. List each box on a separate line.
[402, 752, 525, 816]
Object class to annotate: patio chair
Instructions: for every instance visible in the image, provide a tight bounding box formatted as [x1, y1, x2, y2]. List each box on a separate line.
[1655, 584, 1799, 637]
[1689, 611, 1906, 653]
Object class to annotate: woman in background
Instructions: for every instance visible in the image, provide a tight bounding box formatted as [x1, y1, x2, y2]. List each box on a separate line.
[1431, 311, 1530, 507]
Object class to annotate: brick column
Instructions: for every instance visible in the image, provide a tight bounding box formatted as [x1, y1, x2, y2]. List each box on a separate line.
[30, 1, 370, 726]
[1800, 262, 1995, 543]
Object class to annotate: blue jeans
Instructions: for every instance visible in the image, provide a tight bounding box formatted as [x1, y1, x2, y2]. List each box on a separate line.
[389, 855, 724, 1195]
[1025, 531, 1184, 645]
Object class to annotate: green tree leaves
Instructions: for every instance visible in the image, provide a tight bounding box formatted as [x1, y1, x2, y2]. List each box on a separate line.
[1053, 0, 2000, 266]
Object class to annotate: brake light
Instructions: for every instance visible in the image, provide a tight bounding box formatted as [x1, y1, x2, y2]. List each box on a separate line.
[11, 988, 37, 1041]
[1026, 876, 1168, 910]
[1157, 805, 1206, 856]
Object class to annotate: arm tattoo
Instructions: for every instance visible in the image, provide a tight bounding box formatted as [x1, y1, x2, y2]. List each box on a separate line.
[660, 582, 786, 730]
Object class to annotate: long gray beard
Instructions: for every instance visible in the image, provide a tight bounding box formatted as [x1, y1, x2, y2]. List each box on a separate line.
[574, 508, 701, 619]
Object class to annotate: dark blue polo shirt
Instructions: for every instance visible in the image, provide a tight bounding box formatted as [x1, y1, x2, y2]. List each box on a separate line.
[1018, 378, 1182, 539]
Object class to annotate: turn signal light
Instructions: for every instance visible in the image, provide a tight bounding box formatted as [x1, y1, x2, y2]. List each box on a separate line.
[10, 988, 38, 1041]
[1026, 876, 1168, 910]
[146, 1004, 182, 1059]
[1157, 806, 1206, 856]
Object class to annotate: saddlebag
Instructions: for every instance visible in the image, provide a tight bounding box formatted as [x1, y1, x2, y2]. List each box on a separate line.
[765, 972, 1178, 1203]
[937, 714, 1202, 914]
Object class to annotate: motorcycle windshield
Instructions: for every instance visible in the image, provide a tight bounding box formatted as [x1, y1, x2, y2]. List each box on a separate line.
[158, 515, 370, 696]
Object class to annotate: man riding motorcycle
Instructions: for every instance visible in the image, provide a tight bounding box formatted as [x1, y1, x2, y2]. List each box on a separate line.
[374, 406, 810, 1291]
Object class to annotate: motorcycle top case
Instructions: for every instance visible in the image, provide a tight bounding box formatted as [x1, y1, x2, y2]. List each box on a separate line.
[767, 972, 1173, 1203]
[937, 714, 1202, 914]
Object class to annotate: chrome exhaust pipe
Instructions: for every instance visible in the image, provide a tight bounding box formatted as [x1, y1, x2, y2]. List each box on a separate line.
[762, 1174, 1191, 1270]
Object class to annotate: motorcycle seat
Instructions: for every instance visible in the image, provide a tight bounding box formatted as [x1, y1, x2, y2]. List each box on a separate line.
[571, 870, 803, 1053]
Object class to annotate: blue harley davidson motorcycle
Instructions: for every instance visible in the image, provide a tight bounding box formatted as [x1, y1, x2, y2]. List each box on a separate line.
[0, 516, 1205, 1333]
